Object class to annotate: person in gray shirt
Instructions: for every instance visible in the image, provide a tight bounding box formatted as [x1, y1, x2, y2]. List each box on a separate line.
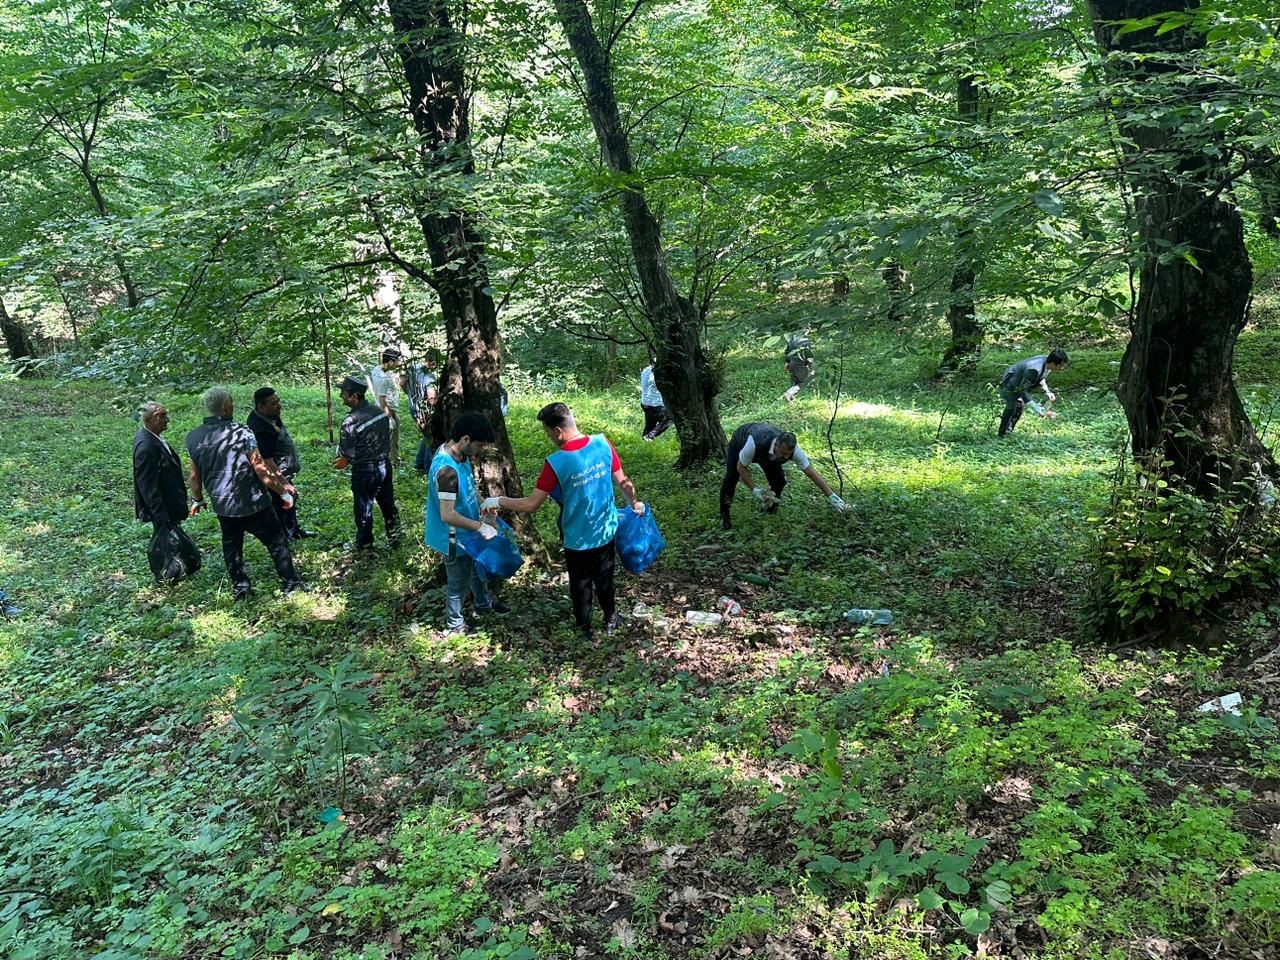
[334, 375, 400, 550]
[998, 349, 1068, 437]
[187, 387, 304, 600]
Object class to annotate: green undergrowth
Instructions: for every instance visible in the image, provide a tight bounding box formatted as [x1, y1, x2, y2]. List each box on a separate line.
[2, 324, 1279, 958]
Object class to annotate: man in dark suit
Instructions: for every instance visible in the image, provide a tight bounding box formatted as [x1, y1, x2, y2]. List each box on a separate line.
[133, 401, 200, 583]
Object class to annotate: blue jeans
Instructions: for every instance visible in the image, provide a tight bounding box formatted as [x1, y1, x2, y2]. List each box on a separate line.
[444, 546, 492, 630]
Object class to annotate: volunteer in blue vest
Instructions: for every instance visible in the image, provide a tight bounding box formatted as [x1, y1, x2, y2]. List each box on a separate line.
[720, 421, 848, 530]
[482, 402, 645, 642]
[425, 412, 511, 634]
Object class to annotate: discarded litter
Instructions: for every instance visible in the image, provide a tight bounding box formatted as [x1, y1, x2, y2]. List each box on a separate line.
[718, 596, 743, 617]
[845, 608, 894, 626]
[738, 573, 770, 587]
[685, 611, 724, 627]
[1196, 692, 1243, 716]
[632, 602, 655, 620]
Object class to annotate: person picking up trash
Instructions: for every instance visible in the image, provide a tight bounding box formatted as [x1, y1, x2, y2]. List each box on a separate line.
[482, 402, 645, 642]
[719, 421, 848, 530]
[997, 349, 1068, 437]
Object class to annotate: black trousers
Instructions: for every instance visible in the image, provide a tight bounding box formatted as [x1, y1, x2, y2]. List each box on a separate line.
[642, 404, 673, 439]
[564, 538, 616, 631]
[351, 460, 400, 547]
[216, 508, 300, 593]
[270, 487, 301, 538]
[720, 426, 786, 522]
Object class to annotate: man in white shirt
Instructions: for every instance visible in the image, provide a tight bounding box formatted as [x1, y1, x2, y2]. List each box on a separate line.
[370, 348, 403, 463]
[719, 422, 848, 530]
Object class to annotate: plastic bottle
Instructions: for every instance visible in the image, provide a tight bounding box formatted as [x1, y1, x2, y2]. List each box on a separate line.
[845, 608, 894, 626]
[685, 610, 724, 627]
[718, 596, 743, 617]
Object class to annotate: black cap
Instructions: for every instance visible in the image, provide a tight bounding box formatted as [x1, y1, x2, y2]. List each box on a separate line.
[339, 374, 368, 394]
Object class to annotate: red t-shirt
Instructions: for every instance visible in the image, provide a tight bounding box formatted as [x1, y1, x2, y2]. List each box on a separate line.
[536, 435, 621, 493]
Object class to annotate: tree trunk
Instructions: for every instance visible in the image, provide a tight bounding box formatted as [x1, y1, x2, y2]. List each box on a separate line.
[386, 0, 523, 499]
[82, 159, 140, 309]
[831, 272, 850, 304]
[552, 0, 726, 469]
[939, 29, 982, 373]
[0, 297, 38, 376]
[1088, 0, 1273, 493]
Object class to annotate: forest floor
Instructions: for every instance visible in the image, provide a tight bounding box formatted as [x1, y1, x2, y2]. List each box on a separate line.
[3, 325, 1280, 960]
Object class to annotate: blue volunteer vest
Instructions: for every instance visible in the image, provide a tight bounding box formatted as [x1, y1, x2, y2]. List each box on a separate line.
[425, 447, 480, 555]
[546, 435, 619, 551]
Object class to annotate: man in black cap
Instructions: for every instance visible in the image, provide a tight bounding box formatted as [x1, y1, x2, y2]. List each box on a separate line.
[719, 421, 848, 530]
[248, 387, 315, 540]
[187, 387, 305, 600]
[335, 374, 400, 550]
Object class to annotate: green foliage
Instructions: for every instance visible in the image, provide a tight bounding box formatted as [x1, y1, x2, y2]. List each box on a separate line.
[1087, 459, 1280, 633]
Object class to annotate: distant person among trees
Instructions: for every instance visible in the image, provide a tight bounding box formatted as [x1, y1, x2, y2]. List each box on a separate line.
[720, 421, 848, 530]
[482, 402, 646, 642]
[639, 359, 673, 441]
[405, 352, 440, 475]
[187, 387, 304, 600]
[334, 375, 400, 552]
[248, 387, 314, 541]
[425, 412, 510, 634]
[783, 331, 816, 402]
[133, 400, 200, 584]
[997, 349, 1069, 437]
[370, 348, 403, 464]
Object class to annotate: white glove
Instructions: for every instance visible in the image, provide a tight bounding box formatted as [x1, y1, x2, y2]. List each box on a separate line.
[631, 501, 646, 515]
[828, 493, 849, 512]
[477, 522, 498, 540]
[480, 496, 502, 512]
[1046, 391, 1057, 403]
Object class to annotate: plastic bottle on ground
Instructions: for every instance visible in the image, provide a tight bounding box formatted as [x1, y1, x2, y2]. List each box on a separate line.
[845, 608, 894, 626]
[685, 610, 724, 627]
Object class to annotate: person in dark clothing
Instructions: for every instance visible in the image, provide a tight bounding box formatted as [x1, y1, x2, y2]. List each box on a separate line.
[719, 422, 848, 530]
[248, 387, 315, 540]
[406, 356, 439, 475]
[483, 402, 645, 642]
[335, 374, 400, 551]
[783, 332, 816, 402]
[133, 401, 199, 583]
[997, 349, 1069, 437]
[187, 387, 304, 600]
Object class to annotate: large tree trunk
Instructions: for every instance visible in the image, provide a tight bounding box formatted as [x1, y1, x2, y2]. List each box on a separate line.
[1088, 0, 1272, 493]
[552, 0, 726, 469]
[386, 0, 523, 499]
[0, 297, 38, 376]
[880, 260, 910, 324]
[939, 2, 982, 372]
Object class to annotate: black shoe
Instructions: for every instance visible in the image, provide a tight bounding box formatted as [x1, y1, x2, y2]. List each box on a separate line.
[486, 600, 511, 615]
[232, 587, 255, 602]
[720, 516, 732, 531]
[577, 627, 593, 644]
[283, 581, 311, 595]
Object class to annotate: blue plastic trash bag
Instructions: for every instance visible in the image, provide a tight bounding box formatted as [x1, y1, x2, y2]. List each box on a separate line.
[615, 505, 666, 574]
[458, 518, 524, 580]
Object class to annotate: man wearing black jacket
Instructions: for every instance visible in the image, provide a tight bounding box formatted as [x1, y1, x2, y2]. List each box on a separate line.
[133, 401, 200, 583]
[248, 387, 315, 540]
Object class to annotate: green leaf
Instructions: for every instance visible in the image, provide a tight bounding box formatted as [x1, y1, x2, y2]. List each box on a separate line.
[961, 907, 991, 935]
[917, 887, 945, 910]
